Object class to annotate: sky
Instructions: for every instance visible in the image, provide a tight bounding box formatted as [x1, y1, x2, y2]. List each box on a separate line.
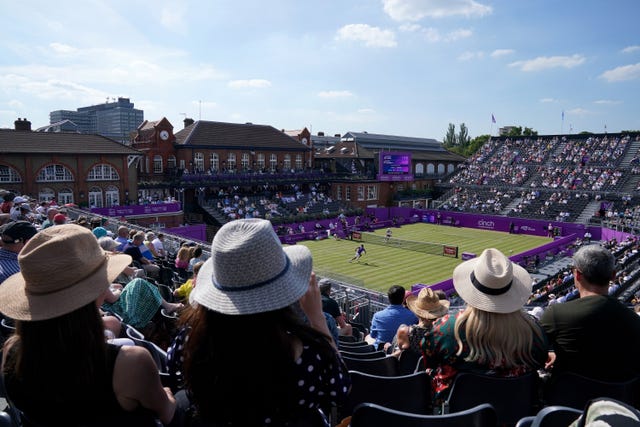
[1, 0, 639, 142]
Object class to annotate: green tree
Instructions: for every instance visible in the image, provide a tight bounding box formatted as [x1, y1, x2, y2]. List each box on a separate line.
[457, 123, 470, 148]
[522, 127, 538, 136]
[506, 126, 523, 136]
[443, 123, 457, 147]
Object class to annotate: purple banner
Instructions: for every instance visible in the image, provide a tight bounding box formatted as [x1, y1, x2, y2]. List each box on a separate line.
[91, 202, 181, 217]
[163, 224, 207, 243]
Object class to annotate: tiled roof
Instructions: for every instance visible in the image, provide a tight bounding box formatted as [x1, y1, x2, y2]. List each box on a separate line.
[174, 120, 309, 151]
[0, 130, 141, 154]
[342, 131, 445, 151]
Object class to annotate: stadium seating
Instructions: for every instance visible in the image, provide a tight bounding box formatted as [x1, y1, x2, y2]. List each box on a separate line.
[350, 402, 498, 427]
[339, 350, 386, 360]
[341, 355, 399, 377]
[515, 405, 582, 427]
[543, 371, 640, 409]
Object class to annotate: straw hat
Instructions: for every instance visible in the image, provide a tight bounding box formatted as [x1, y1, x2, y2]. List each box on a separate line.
[0, 224, 131, 321]
[191, 219, 312, 315]
[453, 248, 532, 314]
[405, 287, 450, 320]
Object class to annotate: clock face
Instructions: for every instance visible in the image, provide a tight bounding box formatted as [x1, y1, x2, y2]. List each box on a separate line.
[302, 137, 308, 145]
[159, 130, 169, 141]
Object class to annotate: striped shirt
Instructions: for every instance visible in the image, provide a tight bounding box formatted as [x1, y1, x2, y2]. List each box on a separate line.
[0, 248, 20, 284]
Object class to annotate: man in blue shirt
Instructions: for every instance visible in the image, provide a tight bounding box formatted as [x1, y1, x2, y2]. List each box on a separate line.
[366, 285, 418, 349]
[0, 221, 38, 283]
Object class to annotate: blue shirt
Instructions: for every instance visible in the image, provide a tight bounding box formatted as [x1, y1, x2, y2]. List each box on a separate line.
[0, 248, 20, 284]
[369, 304, 418, 347]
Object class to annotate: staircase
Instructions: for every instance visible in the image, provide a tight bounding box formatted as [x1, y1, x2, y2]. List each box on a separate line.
[575, 200, 602, 223]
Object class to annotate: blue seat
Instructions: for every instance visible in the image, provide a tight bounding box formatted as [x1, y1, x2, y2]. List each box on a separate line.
[543, 371, 640, 409]
[515, 405, 582, 427]
[350, 402, 497, 427]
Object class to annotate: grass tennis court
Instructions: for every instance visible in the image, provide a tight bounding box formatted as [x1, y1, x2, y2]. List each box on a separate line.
[295, 223, 552, 293]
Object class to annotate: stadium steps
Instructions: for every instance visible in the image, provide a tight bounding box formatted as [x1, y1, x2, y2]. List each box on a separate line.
[619, 139, 640, 168]
[575, 200, 602, 223]
[502, 197, 523, 215]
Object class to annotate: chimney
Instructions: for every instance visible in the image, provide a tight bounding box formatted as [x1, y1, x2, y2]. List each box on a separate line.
[14, 118, 32, 131]
[183, 117, 195, 128]
[334, 134, 341, 138]
[317, 132, 325, 136]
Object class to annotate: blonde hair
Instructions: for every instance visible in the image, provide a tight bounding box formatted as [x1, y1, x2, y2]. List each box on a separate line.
[176, 245, 191, 262]
[454, 306, 543, 369]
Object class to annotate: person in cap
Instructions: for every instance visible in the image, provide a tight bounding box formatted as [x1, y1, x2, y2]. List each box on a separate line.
[397, 248, 548, 408]
[0, 224, 176, 425]
[0, 221, 38, 284]
[390, 287, 449, 356]
[319, 277, 355, 338]
[8, 196, 28, 221]
[540, 244, 640, 382]
[52, 213, 67, 225]
[167, 219, 350, 426]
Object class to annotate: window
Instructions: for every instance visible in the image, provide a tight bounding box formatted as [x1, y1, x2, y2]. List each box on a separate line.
[105, 185, 119, 207]
[167, 155, 176, 170]
[357, 186, 365, 201]
[38, 187, 55, 202]
[447, 163, 455, 173]
[88, 164, 119, 181]
[269, 154, 277, 172]
[227, 153, 236, 171]
[427, 163, 435, 174]
[36, 164, 73, 182]
[241, 153, 250, 170]
[194, 152, 204, 172]
[336, 185, 342, 201]
[257, 154, 265, 170]
[153, 156, 163, 174]
[0, 165, 22, 182]
[57, 188, 74, 205]
[88, 186, 103, 208]
[415, 163, 424, 175]
[283, 155, 291, 171]
[179, 159, 186, 170]
[367, 185, 377, 200]
[295, 154, 303, 170]
[437, 164, 445, 174]
[345, 186, 351, 201]
[210, 153, 219, 172]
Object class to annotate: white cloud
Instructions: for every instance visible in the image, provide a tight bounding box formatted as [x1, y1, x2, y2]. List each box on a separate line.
[49, 43, 79, 55]
[399, 23, 422, 32]
[508, 54, 586, 72]
[357, 108, 375, 113]
[600, 63, 640, 82]
[419, 27, 472, 43]
[7, 99, 25, 109]
[539, 98, 558, 103]
[593, 99, 621, 105]
[383, 0, 492, 21]
[491, 49, 514, 58]
[458, 51, 484, 61]
[566, 108, 591, 116]
[318, 90, 354, 99]
[160, 4, 187, 35]
[335, 24, 397, 48]
[446, 29, 473, 41]
[227, 79, 272, 89]
[422, 27, 441, 42]
[622, 45, 640, 54]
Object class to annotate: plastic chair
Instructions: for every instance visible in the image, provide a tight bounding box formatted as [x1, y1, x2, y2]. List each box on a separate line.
[397, 350, 423, 375]
[125, 324, 168, 372]
[350, 402, 498, 427]
[543, 371, 640, 409]
[0, 411, 11, 427]
[515, 405, 582, 427]
[337, 343, 376, 353]
[343, 370, 432, 416]
[337, 335, 358, 343]
[341, 355, 399, 377]
[443, 371, 541, 427]
[340, 350, 386, 360]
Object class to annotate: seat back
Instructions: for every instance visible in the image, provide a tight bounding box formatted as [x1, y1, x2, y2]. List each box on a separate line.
[341, 356, 399, 377]
[445, 372, 541, 426]
[343, 370, 431, 416]
[340, 350, 386, 360]
[337, 335, 358, 343]
[397, 350, 423, 375]
[528, 405, 582, 427]
[337, 343, 376, 353]
[125, 325, 168, 372]
[544, 372, 640, 409]
[0, 411, 11, 427]
[350, 402, 497, 427]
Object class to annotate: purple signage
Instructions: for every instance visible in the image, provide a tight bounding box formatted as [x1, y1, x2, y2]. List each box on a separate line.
[91, 202, 181, 217]
[377, 151, 414, 182]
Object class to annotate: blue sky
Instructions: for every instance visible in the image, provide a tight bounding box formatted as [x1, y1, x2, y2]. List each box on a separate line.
[1, 0, 639, 141]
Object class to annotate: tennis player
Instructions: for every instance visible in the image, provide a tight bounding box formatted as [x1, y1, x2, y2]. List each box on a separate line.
[349, 244, 366, 263]
[384, 228, 392, 243]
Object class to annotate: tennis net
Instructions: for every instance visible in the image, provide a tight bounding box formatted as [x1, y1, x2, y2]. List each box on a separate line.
[351, 231, 458, 258]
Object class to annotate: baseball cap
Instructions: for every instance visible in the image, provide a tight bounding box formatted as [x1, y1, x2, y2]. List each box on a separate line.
[13, 196, 27, 204]
[1, 221, 38, 244]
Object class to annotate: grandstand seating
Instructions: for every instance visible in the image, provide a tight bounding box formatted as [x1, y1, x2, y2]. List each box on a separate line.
[515, 405, 582, 427]
[543, 372, 640, 409]
[350, 402, 498, 427]
[341, 355, 400, 377]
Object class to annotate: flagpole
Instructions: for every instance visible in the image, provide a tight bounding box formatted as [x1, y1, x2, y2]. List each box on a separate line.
[561, 110, 564, 135]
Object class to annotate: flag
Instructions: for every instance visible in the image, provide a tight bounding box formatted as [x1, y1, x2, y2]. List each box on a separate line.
[491, 114, 496, 124]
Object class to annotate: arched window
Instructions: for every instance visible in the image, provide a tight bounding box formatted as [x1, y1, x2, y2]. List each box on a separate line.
[88, 186, 103, 208]
[0, 165, 22, 183]
[105, 185, 120, 207]
[153, 156, 163, 174]
[210, 153, 219, 172]
[36, 164, 73, 182]
[427, 163, 435, 174]
[257, 154, 265, 170]
[437, 164, 445, 174]
[447, 163, 456, 173]
[38, 187, 55, 202]
[269, 154, 277, 172]
[227, 153, 236, 171]
[57, 188, 74, 205]
[194, 152, 204, 172]
[241, 153, 250, 170]
[88, 164, 119, 181]
[295, 154, 303, 170]
[283, 154, 291, 171]
[415, 163, 424, 175]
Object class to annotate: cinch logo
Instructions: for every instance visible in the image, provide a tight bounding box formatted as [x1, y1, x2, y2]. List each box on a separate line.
[520, 225, 535, 232]
[477, 220, 495, 228]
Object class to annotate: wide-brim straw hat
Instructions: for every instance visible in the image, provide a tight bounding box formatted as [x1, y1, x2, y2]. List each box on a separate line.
[192, 219, 312, 315]
[405, 287, 450, 319]
[453, 248, 532, 314]
[0, 224, 131, 321]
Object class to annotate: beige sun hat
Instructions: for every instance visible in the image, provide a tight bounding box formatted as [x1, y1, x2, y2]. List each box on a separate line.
[191, 218, 313, 315]
[0, 224, 132, 321]
[405, 287, 450, 320]
[453, 248, 532, 314]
